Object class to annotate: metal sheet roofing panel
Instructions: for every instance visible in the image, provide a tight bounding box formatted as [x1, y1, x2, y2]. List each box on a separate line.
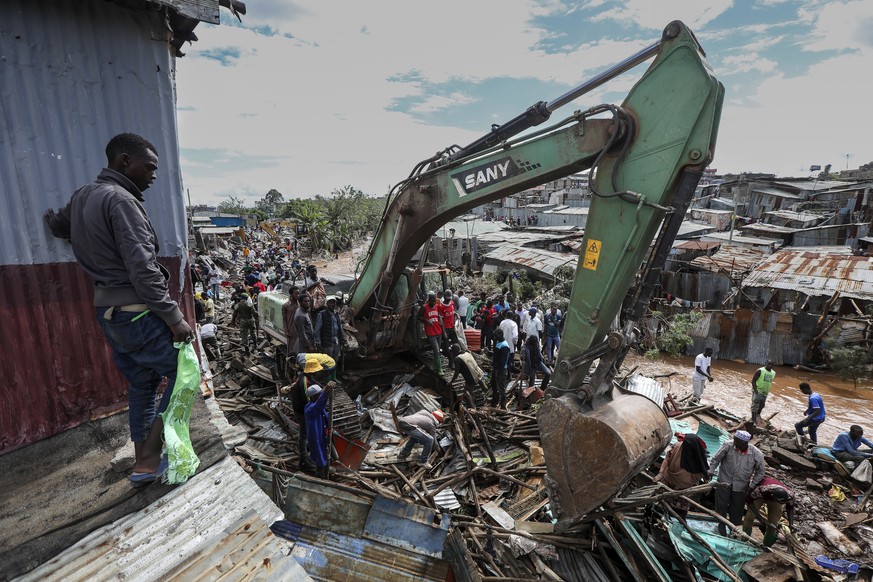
[690, 244, 765, 274]
[751, 188, 800, 199]
[764, 210, 826, 224]
[774, 180, 850, 191]
[151, 0, 220, 23]
[272, 520, 451, 582]
[1, 0, 188, 267]
[701, 232, 782, 247]
[742, 246, 873, 300]
[0, 0, 195, 450]
[20, 457, 289, 581]
[483, 245, 577, 276]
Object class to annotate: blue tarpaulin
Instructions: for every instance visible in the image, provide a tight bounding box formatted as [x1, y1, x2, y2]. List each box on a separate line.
[667, 519, 760, 581]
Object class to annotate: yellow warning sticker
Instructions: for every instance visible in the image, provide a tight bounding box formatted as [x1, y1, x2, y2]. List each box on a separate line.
[583, 239, 602, 271]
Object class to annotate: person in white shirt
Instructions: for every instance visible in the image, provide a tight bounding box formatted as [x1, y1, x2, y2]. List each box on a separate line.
[199, 321, 220, 361]
[498, 312, 519, 354]
[691, 347, 714, 404]
[524, 307, 543, 340]
[457, 291, 470, 328]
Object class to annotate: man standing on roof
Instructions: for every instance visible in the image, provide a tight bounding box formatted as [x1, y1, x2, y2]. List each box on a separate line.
[708, 430, 766, 535]
[691, 347, 714, 405]
[795, 382, 825, 446]
[750, 360, 776, 425]
[44, 132, 194, 487]
[304, 382, 335, 480]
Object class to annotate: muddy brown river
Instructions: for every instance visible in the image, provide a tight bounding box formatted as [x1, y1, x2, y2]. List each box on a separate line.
[626, 353, 873, 447]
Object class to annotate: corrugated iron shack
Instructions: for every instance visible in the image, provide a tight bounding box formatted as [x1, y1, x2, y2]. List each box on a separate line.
[0, 0, 214, 449]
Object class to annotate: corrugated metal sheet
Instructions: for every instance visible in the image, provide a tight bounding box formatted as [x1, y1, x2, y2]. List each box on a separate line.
[483, 245, 577, 276]
[625, 375, 665, 408]
[689, 244, 765, 274]
[151, 0, 220, 23]
[673, 240, 720, 251]
[742, 246, 873, 301]
[764, 210, 826, 224]
[773, 180, 849, 191]
[0, 0, 192, 452]
[271, 520, 450, 582]
[701, 231, 782, 250]
[19, 457, 292, 581]
[751, 188, 800, 199]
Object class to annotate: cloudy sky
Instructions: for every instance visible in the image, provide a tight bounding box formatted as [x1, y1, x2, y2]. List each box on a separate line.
[176, 0, 872, 206]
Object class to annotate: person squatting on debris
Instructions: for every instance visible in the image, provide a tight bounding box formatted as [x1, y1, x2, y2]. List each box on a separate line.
[708, 430, 765, 535]
[44, 132, 195, 487]
[304, 382, 335, 479]
[654, 433, 710, 519]
[314, 295, 345, 361]
[491, 328, 512, 409]
[691, 347, 713, 405]
[831, 425, 873, 464]
[750, 360, 776, 425]
[795, 382, 826, 446]
[450, 343, 488, 407]
[199, 321, 220, 361]
[231, 293, 258, 353]
[420, 292, 445, 374]
[397, 408, 445, 471]
[742, 476, 795, 547]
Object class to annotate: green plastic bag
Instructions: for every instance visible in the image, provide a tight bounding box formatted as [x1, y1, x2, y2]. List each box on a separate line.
[161, 341, 201, 484]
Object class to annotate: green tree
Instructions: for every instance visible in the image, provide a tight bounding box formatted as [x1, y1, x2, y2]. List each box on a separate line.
[218, 194, 247, 217]
[256, 188, 285, 217]
[825, 340, 872, 388]
[643, 310, 703, 358]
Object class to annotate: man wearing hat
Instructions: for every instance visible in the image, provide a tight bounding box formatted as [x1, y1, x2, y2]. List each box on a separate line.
[396, 408, 445, 471]
[296, 352, 337, 382]
[314, 294, 345, 361]
[304, 381, 335, 479]
[750, 360, 776, 425]
[708, 430, 765, 535]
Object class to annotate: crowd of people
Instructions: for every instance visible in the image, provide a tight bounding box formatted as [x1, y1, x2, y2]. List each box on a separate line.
[416, 287, 566, 410]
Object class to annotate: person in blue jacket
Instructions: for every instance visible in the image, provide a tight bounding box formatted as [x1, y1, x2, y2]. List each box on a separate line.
[304, 382, 335, 479]
[794, 382, 825, 445]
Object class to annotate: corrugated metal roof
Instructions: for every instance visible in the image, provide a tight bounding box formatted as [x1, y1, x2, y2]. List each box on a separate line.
[673, 240, 720, 251]
[544, 206, 590, 215]
[690, 244, 764, 274]
[701, 232, 782, 247]
[19, 457, 294, 581]
[743, 246, 873, 300]
[764, 210, 825, 224]
[483, 245, 577, 276]
[677, 221, 715, 237]
[151, 0, 220, 23]
[0, 1, 195, 450]
[773, 180, 850, 191]
[741, 223, 798, 234]
[751, 188, 800, 199]
[625, 375, 665, 408]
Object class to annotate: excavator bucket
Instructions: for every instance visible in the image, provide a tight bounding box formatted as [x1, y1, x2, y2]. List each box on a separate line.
[537, 390, 670, 526]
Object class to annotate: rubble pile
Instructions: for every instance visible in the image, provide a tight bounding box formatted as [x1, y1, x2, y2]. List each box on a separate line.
[196, 251, 873, 580]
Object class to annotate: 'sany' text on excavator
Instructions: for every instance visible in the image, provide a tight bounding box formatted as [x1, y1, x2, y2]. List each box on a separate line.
[262, 21, 724, 526]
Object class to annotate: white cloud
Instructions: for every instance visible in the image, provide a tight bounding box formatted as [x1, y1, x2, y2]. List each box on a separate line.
[714, 49, 872, 176]
[719, 52, 778, 74]
[592, 0, 734, 30]
[804, 0, 873, 52]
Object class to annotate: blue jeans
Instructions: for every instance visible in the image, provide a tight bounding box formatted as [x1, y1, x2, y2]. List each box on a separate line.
[545, 335, 560, 363]
[399, 422, 434, 463]
[97, 307, 179, 442]
[795, 417, 824, 444]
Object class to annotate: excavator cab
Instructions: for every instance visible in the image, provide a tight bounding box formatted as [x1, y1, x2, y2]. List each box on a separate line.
[345, 21, 723, 525]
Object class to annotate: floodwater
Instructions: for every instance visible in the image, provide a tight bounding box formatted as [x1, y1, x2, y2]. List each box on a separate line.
[626, 352, 873, 447]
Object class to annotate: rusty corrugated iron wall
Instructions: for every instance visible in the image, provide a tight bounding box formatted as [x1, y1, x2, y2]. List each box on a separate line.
[0, 0, 191, 452]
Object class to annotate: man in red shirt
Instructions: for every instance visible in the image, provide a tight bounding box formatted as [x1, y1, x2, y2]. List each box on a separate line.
[420, 292, 444, 374]
[438, 289, 458, 365]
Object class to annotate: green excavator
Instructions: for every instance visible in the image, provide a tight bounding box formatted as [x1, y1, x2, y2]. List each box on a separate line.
[263, 21, 724, 525]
